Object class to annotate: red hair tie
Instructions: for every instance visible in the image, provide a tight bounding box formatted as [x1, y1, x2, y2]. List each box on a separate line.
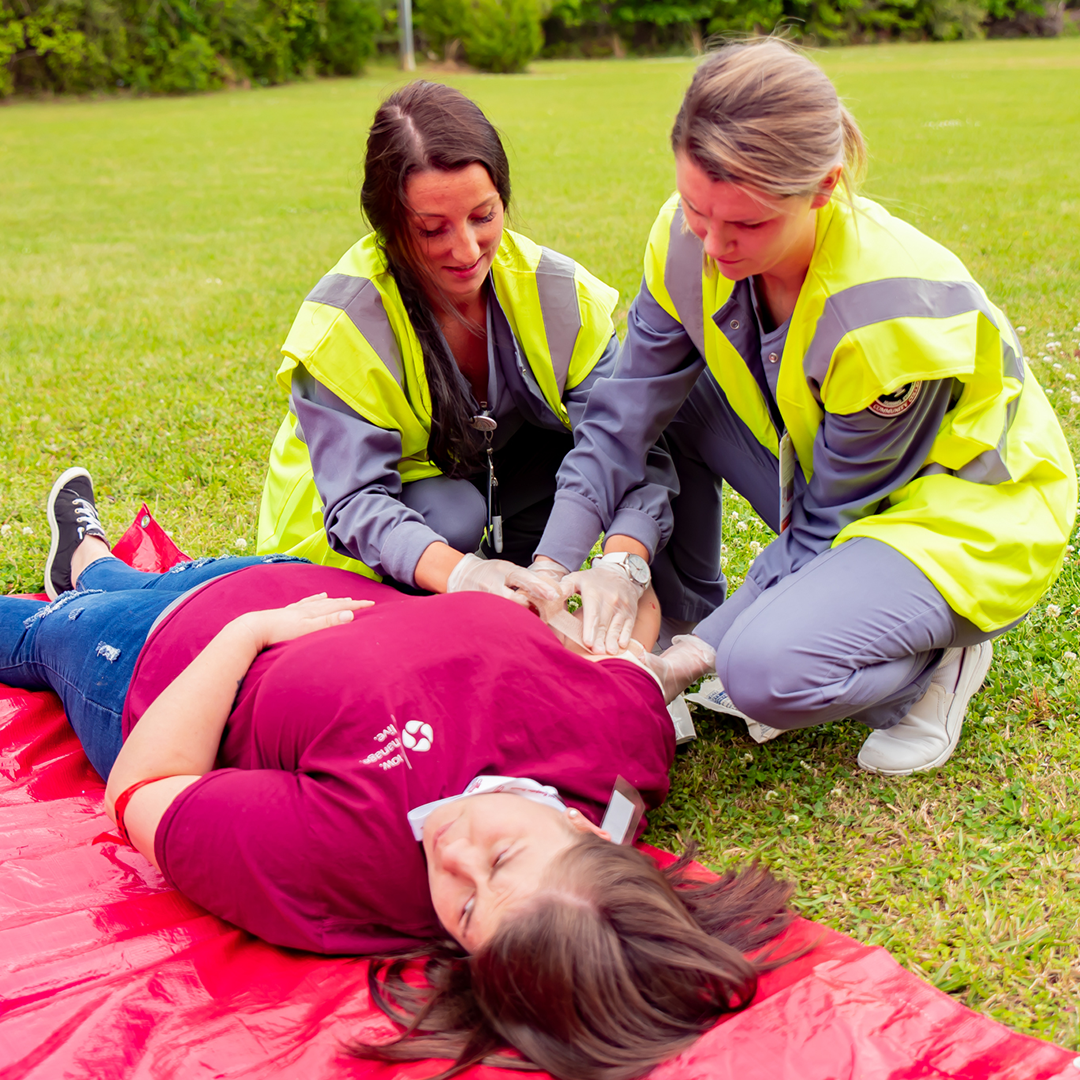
[113, 776, 170, 847]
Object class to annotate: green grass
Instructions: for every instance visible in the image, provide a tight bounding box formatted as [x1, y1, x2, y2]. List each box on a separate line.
[3, 39, 1080, 1049]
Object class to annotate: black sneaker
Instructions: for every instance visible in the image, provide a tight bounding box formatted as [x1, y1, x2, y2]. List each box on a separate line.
[45, 467, 109, 600]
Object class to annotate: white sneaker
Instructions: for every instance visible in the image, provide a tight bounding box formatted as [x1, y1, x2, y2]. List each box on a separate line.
[685, 677, 784, 744]
[857, 641, 994, 776]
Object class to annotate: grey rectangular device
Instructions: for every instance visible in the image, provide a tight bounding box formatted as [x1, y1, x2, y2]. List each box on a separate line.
[600, 775, 646, 845]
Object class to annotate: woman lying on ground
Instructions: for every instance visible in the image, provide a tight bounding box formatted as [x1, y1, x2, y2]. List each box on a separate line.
[2, 468, 796, 1080]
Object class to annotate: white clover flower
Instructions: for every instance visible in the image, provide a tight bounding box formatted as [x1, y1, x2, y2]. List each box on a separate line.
[1067, 545, 1075, 553]
[1053, 363, 1063, 370]
[741, 751, 753, 763]
[22, 526, 32, 536]
[800, 760, 812, 772]
[1046, 603, 1062, 618]
[764, 790, 779, 801]
[729, 510, 739, 520]
[1067, 373, 1077, 381]
[235, 537, 248, 549]
[737, 521, 749, 532]
[0, 524, 10, 536]
[1016, 325, 1027, 333]
[749, 540, 762, 555]
[1071, 394, 1080, 404]
[1063, 651, 1077, 662]
[830, 786, 844, 797]
[785, 813, 799, 824]
[720, 544, 728, 554]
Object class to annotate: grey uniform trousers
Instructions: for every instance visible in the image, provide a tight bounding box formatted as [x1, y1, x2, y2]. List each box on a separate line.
[651, 370, 1000, 731]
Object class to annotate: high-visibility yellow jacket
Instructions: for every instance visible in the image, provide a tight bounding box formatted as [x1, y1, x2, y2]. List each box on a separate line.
[644, 191, 1076, 631]
[257, 229, 619, 578]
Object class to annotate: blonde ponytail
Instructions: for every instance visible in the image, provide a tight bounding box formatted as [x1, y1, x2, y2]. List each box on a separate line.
[671, 38, 868, 202]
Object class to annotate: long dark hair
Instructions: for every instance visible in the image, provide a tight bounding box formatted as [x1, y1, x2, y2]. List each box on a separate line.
[361, 80, 511, 478]
[349, 838, 798, 1080]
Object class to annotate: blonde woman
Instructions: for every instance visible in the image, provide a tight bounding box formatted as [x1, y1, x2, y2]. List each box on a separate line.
[532, 40, 1075, 774]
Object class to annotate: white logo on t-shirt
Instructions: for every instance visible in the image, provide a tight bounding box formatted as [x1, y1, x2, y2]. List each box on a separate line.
[401, 720, 434, 752]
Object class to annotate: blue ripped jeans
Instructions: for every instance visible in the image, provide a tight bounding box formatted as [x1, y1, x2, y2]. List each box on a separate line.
[0, 555, 303, 779]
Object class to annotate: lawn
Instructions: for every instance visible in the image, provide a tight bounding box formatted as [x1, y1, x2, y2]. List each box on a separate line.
[2, 39, 1079, 1049]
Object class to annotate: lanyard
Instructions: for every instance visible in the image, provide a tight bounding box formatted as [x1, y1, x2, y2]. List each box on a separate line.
[472, 409, 502, 554]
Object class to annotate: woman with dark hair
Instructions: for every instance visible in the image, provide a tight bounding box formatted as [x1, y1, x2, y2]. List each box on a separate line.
[257, 80, 672, 618]
[6, 468, 795, 1080]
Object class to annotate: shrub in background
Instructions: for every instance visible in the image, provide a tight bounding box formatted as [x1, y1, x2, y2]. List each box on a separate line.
[414, 0, 466, 56]
[0, 0, 380, 97]
[461, 0, 541, 69]
[416, 0, 543, 70]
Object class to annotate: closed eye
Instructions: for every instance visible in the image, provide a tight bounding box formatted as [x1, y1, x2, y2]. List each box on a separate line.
[491, 848, 515, 876]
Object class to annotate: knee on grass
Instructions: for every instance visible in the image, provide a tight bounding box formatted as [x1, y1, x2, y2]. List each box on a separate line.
[717, 633, 833, 731]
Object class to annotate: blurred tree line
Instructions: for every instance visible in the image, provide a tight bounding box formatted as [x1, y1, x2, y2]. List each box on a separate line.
[2, 0, 1074, 96]
[534, 0, 1075, 57]
[0, 0, 381, 95]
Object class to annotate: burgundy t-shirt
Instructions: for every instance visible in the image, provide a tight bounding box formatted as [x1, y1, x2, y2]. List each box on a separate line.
[121, 564, 672, 955]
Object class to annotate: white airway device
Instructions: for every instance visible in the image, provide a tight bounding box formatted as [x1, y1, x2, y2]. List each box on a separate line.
[408, 775, 566, 841]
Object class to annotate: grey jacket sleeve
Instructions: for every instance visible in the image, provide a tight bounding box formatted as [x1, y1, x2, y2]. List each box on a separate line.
[536, 282, 703, 572]
[290, 365, 447, 585]
[693, 378, 956, 649]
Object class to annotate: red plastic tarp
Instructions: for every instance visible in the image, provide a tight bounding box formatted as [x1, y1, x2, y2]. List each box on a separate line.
[2, 512, 1076, 1079]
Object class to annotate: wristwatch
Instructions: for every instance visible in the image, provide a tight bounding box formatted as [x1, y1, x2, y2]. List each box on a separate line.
[595, 551, 651, 589]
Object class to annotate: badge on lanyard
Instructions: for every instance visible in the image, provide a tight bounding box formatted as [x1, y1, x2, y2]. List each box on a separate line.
[472, 413, 503, 553]
[778, 429, 796, 534]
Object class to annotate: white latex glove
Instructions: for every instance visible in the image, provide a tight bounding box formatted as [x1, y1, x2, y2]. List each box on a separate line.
[561, 563, 646, 655]
[630, 635, 716, 704]
[528, 557, 569, 584]
[505, 566, 582, 643]
[446, 554, 550, 609]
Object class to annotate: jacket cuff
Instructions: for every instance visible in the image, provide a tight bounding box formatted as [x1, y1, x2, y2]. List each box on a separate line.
[380, 520, 448, 588]
[534, 491, 604, 572]
[605, 508, 662, 561]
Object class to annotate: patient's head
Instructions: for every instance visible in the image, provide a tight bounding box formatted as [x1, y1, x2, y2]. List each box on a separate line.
[357, 838, 796, 1080]
[422, 792, 609, 952]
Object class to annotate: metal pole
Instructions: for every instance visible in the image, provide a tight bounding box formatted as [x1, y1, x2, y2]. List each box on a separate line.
[398, 0, 416, 71]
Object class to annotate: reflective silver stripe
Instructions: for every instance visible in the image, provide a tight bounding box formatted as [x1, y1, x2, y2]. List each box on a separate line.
[664, 207, 706, 357]
[306, 273, 404, 386]
[808, 278, 1030, 486]
[956, 443, 1011, 484]
[804, 278, 1007, 387]
[1001, 336, 1024, 386]
[535, 247, 581, 391]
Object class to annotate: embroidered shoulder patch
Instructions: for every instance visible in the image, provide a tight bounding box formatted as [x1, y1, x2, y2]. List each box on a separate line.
[869, 381, 922, 418]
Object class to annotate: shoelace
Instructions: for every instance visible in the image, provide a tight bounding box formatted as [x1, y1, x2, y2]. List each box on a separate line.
[72, 496, 105, 537]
